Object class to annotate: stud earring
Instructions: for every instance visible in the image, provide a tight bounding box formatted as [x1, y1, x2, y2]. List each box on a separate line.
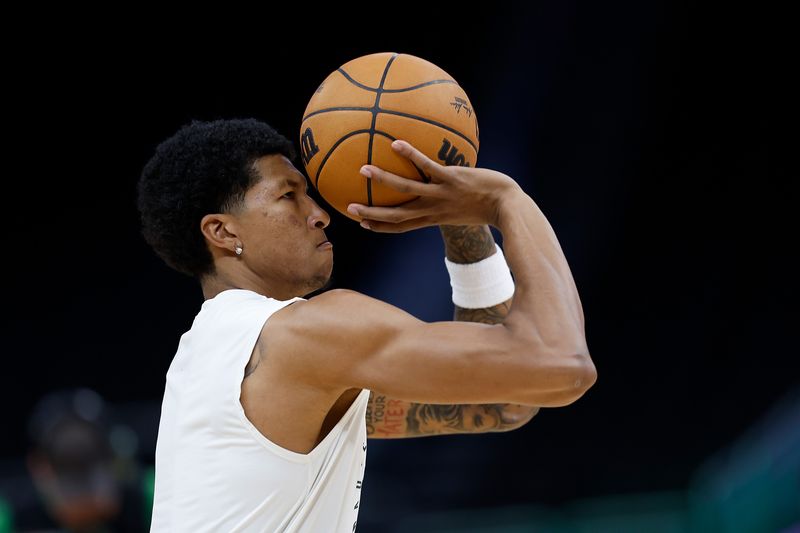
[234, 243, 243, 256]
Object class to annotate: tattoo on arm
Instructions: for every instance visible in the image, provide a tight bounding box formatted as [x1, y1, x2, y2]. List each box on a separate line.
[365, 392, 525, 438]
[406, 402, 520, 434]
[454, 300, 512, 324]
[439, 224, 496, 264]
[366, 393, 405, 437]
[439, 224, 514, 324]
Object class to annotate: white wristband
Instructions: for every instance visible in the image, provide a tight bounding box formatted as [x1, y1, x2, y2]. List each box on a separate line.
[444, 242, 515, 309]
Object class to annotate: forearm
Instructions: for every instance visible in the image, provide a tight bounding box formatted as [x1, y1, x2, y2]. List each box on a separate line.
[439, 224, 495, 264]
[439, 224, 539, 423]
[366, 392, 531, 438]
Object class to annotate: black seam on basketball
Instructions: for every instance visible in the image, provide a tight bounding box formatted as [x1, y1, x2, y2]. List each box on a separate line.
[300, 81, 460, 123]
[371, 130, 431, 183]
[314, 129, 372, 190]
[302, 107, 476, 155]
[411, 161, 430, 183]
[366, 53, 399, 207]
[302, 107, 373, 124]
[338, 68, 379, 92]
[382, 79, 458, 92]
[337, 67, 456, 93]
[373, 130, 395, 141]
[376, 109, 478, 153]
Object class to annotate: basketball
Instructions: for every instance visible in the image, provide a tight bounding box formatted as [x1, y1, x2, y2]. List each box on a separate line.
[299, 52, 480, 222]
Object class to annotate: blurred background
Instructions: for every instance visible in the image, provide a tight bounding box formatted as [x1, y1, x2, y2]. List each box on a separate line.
[2, 2, 796, 532]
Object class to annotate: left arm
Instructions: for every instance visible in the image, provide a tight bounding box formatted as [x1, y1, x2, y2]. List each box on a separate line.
[366, 224, 539, 439]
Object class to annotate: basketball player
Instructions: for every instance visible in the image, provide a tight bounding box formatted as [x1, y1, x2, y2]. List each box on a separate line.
[137, 118, 596, 532]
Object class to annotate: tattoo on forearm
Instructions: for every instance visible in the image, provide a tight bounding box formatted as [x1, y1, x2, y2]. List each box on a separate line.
[453, 300, 512, 324]
[439, 224, 496, 264]
[366, 392, 531, 437]
[407, 403, 520, 434]
[407, 403, 464, 433]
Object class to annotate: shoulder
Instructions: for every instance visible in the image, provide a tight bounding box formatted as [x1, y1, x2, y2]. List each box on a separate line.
[265, 288, 390, 331]
[260, 289, 368, 356]
[252, 289, 360, 390]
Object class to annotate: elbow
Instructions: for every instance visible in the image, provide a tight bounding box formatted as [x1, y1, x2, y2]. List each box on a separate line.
[537, 351, 597, 408]
[511, 334, 597, 407]
[575, 352, 597, 393]
[563, 334, 597, 394]
[560, 352, 597, 405]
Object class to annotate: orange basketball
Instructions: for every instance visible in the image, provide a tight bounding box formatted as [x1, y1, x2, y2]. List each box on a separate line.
[299, 52, 480, 222]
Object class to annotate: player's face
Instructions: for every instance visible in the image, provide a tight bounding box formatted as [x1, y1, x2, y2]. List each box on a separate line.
[235, 154, 333, 299]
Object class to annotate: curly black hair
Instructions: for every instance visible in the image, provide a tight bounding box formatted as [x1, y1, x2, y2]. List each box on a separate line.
[137, 118, 297, 279]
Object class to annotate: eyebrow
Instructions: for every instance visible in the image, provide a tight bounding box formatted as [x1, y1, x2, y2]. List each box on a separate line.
[279, 177, 310, 193]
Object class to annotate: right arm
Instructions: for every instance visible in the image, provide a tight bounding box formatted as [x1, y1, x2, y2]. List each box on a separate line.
[263, 144, 596, 408]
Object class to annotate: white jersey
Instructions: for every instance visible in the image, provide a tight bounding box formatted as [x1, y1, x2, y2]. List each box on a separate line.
[150, 289, 370, 532]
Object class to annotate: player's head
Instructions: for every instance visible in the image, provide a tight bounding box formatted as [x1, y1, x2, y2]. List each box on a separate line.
[137, 118, 332, 299]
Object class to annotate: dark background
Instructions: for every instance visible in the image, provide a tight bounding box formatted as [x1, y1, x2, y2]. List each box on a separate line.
[3, 2, 795, 531]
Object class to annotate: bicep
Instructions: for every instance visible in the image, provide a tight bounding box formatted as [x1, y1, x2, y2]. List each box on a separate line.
[269, 288, 582, 406]
[338, 291, 538, 405]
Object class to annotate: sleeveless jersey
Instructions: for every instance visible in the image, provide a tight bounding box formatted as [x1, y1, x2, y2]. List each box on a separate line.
[150, 289, 370, 532]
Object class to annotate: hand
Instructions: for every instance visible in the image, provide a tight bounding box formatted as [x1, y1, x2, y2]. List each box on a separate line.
[346, 139, 520, 233]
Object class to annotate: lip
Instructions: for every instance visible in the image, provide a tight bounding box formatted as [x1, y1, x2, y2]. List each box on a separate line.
[317, 241, 332, 249]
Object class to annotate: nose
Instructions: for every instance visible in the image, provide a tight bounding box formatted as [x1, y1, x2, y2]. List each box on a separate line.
[307, 197, 330, 230]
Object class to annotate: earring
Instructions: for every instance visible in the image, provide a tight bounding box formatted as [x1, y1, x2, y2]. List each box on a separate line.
[234, 243, 243, 256]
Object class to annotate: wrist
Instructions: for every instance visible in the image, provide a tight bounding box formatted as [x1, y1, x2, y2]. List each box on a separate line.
[444, 242, 515, 309]
[492, 184, 527, 229]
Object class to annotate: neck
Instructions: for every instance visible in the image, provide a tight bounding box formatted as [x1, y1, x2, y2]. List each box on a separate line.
[200, 270, 299, 301]
[201, 275, 240, 300]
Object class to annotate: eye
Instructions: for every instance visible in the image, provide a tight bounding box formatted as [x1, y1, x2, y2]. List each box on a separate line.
[282, 191, 295, 199]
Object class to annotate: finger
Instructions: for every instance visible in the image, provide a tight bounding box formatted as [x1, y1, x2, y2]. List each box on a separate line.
[391, 139, 449, 182]
[348, 197, 437, 223]
[361, 165, 443, 197]
[361, 214, 437, 234]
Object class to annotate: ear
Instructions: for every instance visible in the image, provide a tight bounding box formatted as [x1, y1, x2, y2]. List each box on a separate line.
[200, 213, 240, 254]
